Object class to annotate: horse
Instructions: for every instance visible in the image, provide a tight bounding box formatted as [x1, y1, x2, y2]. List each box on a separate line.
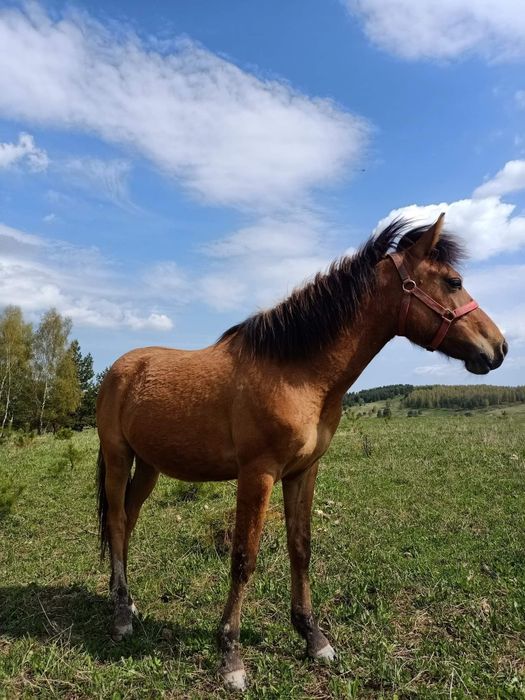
[96, 213, 507, 691]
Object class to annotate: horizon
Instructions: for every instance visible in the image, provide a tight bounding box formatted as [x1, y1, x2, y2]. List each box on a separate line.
[1, 1, 524, 390]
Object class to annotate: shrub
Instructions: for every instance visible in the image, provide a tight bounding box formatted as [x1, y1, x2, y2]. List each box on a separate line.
[55, 427, 74, 441]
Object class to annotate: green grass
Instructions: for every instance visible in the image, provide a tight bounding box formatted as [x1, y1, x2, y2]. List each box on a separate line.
[1, 413, 525, 699]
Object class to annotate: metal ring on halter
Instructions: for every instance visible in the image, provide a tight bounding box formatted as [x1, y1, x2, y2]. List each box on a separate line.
[443, 309, 455, 321]
[402, 279, 416, 292]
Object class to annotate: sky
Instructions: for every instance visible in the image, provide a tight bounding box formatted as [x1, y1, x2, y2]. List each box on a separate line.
[0, 0, 524, 390]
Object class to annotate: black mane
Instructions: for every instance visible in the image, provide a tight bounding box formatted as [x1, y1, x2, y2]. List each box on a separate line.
[217, 218, 465, 361]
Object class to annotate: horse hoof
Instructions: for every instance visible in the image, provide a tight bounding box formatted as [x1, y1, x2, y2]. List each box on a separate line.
[222, 669, 247, 691]
[111, 622, 133, 642]
[313, 643, 336, 662]
[130, 602, 139, 617]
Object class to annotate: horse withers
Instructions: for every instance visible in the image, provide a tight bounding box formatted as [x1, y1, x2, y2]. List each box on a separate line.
[96, 214, 507, 690]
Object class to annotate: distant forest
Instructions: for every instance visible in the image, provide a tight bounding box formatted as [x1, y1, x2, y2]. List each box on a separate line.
[344, 384, 414, 406]
[344, 383, 525, 411]
[404, 385, 525, 410]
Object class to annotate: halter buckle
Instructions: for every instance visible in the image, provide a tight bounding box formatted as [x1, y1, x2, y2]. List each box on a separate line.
[402, 279, 416, 292]
[443, 309, 455, 321]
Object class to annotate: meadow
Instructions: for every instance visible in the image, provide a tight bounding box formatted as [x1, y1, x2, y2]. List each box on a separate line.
[1, 409, 524, 699]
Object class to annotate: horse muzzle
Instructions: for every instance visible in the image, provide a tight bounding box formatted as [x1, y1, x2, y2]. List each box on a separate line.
[464, 340, 508, 375]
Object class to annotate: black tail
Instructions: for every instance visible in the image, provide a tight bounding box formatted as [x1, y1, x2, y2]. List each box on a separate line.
[97, 447, 109, 560]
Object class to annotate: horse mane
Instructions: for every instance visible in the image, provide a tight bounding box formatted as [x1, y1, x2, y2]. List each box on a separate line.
[216, 218, 465, 361]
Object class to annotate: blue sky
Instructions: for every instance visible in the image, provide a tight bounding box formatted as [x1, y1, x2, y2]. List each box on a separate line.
[0, 0, 524, 389]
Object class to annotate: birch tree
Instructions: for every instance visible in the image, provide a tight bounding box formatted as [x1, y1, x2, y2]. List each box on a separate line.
[32, 309, 80, 433]
[0, 307, 32, 434]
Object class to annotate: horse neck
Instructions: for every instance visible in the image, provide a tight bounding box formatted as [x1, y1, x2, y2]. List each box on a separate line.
[303, 282, 397, 400]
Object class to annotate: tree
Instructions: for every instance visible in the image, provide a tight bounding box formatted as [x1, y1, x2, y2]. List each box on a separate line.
[32, 309, 81, 433]
[70, 340, 94, 391]
[0, 307, 32, 433]
[70, 340, 97, 429]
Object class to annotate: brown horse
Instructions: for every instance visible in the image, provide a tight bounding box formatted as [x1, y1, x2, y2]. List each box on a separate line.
[96, 214, 507, 690]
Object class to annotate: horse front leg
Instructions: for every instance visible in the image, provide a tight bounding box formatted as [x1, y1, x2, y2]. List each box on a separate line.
[282, 461, 335, 661]
[218, 469, 274, 691]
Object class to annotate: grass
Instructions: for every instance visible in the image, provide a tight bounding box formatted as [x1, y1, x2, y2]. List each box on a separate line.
[1, 411, 525, 698]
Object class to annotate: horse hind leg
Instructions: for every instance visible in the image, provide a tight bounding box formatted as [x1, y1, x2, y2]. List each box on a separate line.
[123, 457, 159, 615]
[98, 442, 135, 641]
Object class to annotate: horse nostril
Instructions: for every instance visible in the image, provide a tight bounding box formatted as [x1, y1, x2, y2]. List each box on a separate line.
[502, 340, 508, 357]
[479, 352, 491, 368]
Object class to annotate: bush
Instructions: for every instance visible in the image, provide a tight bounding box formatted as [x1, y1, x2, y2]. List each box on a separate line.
[0, 470, 25, 521]
[14, 431, 34, 448]
[55, 427, 74, 440]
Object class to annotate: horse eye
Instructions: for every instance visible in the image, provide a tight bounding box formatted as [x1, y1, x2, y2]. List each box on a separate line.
[447, 277, 462, 289]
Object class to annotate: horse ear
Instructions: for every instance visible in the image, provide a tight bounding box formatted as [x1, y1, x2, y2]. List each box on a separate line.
[409, 212, 445, 260]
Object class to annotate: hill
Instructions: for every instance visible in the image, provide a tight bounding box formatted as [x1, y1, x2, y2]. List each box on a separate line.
[344, 383, 525, 416]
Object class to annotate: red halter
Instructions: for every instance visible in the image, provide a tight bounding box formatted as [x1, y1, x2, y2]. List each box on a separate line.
[388, 252, 479, 351]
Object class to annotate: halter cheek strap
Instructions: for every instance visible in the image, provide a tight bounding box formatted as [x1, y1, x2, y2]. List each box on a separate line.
[387, 252, 479, 351]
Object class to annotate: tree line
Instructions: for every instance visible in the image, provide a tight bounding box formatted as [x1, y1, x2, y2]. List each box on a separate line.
[0, 306, 105, 435]
[344, 383, 525, 411]
[403, 385, 525, 410]
[344, 384, 414, 406]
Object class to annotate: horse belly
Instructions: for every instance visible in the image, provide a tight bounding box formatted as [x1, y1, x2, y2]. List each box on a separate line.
[125, 406, 238, 482]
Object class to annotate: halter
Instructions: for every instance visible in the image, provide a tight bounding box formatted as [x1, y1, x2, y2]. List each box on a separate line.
[387, 252, 479, 351]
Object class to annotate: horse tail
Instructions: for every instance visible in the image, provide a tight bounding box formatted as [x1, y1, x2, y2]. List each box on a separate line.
[97, 447, 110, 560]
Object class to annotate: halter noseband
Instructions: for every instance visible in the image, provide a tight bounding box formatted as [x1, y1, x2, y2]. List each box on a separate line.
[387, 252, 479, 351]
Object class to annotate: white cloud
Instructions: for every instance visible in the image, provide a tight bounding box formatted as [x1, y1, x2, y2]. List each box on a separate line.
[142, 262, 189, 296]
[375, 197, 525, 260]
[143, 212, 334, 313]
[197, 275, 247, 312]
[346, 0, 525, 61]
[62, 157, 131, 206]
[0, 132, 48, 171]
[198, 214, 332, 312]
[473, 160, 525, 198]
[0, 4, 368, 208]
[468, 264, 525, 345]
[202, 215, 328, 259]
[414, 362, 464, 377]
[516, 90, 525, 109]
[0, 223, 173, 331]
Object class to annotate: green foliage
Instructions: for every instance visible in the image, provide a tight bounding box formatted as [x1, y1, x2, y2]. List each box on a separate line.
[0, 467, 24, 520]
[0, 306, 33, 434]
[344, 384, 414, 406]
[404, 384, 525, 410]
[70, 340, 94, 391]
[0, 306, 89, 433]
[32, 309, 81, 433]
[346, 383, 525, 416]
[54, 427, 74, 441]
[69, 340, 99, 430]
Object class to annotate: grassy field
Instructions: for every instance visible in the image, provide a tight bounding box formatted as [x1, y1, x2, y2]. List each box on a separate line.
[1, 412, 525, 699]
